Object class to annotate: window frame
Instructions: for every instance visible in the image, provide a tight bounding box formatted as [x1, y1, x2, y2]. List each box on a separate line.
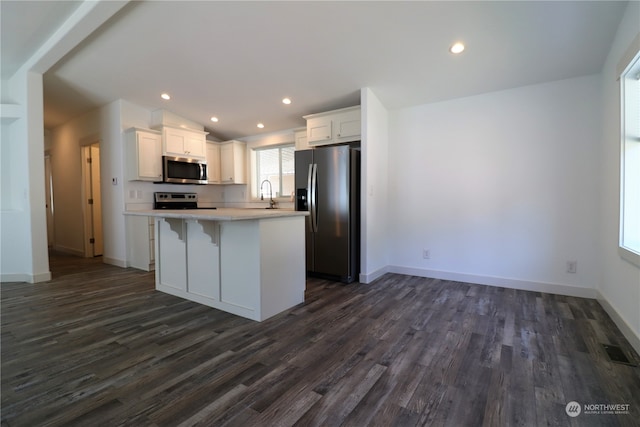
[251, 143, 295, 201]
[619, 47, 640, 267]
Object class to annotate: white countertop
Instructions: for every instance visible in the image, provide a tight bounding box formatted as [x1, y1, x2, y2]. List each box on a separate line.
[125, 208, 309, 221]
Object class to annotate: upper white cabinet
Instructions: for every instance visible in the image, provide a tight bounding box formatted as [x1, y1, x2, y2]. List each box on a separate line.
[220, 140, 246, 184]
[304, 106, 361, 146]
[125, 127, 162, 181]
[294, 128, 309, 151]
[161, 126, 207, 159]
[206, 142, 221, 184]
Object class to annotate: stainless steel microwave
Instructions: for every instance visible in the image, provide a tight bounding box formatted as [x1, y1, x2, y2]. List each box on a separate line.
[162, 156, 207, 184]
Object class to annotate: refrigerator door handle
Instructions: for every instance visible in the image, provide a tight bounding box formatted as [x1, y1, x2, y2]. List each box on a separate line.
[311, 163, 318, 232]
[307, 164, 315, 231]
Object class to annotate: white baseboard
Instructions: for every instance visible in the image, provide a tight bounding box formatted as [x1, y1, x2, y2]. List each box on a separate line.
[1, 273, 29, 283]
[596, 290, 640, 356]
[103, 257, 127, 268]
[32, 271, 52, 283]
[1, 271, 51, 283]
[360, 265, 390, 284]
[388, 265, 598, 299]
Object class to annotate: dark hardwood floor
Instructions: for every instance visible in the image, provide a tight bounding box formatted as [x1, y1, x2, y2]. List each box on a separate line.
[2, 252, 639, 426]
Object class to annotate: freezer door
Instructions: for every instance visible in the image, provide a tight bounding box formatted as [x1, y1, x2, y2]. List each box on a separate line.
[313, 145, 351, 277]
[294, 150, 314, 271]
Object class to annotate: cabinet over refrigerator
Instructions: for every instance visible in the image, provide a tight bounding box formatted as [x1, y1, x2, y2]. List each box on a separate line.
[295, 145, 360, 283]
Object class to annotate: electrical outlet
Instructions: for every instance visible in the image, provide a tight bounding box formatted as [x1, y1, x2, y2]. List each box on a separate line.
[567, 261, 577, 274]
[423, 249, 431, 259]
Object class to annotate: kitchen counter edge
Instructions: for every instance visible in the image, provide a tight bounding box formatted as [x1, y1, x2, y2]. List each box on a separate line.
[124, 208, 309, 221]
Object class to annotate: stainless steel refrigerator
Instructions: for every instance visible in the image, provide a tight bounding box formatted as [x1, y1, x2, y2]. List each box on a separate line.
[295, 145, 360, 283]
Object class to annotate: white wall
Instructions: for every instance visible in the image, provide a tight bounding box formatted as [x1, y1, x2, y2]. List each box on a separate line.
[598, 1, 640, 352]
[388, 75, 602, 297]
[0, 71, 51, 283]
[360, 88, 390, 283]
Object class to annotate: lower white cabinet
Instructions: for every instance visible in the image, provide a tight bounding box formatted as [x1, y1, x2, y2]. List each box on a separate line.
[126, 216, 155, 271]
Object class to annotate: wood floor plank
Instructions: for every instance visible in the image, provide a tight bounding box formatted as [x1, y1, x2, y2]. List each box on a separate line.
[2, 252, 639, 426]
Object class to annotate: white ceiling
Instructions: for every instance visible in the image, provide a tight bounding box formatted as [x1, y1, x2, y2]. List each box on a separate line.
[1, 1, 628, 140]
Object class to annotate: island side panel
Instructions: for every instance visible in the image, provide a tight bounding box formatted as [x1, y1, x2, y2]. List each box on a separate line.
[156, 218, 187, 292]
[186, 219, 221, 301]
[219, 220, 261, 320]
[259, 216, 306, 320]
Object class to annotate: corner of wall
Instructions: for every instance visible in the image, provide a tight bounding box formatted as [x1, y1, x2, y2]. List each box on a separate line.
[596, 289, 640, 356]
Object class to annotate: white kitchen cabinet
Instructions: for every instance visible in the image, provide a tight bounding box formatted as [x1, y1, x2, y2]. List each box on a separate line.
[206, 142, 221, 184]
[162, 126, 207, 159]
[126, 216, 155, 271]
[220, 140, 246, 184]
[125, 128, 162, 181]
[294, 128, 309, 151]
[304, 106, 361, 146]
[306, 116, 332, 144]
[156, 218, 221, 299]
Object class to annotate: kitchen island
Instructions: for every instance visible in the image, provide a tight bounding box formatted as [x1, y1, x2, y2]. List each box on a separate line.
[125, 208, 308, 321]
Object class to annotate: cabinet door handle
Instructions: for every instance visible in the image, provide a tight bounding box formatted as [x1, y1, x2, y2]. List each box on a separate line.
[326, 135, 330, 139]
[337, 133, 341, 137]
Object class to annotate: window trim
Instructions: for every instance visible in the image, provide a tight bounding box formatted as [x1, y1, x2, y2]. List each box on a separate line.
[251, 143, 295, 201]
[619, 44, 640, 268]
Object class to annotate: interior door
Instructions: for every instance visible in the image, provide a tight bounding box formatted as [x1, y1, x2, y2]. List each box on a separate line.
[90, 144, 103, 256]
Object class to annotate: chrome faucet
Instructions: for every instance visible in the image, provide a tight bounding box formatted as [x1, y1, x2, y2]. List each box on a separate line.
[260, 179, 277, 209]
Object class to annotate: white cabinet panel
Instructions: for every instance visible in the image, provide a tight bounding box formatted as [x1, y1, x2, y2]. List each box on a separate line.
[186, 220, 220, 300]
[219, 221, 259, 310]
[307, 116, 332, 144]
[157, 218, 187, 291]
[125, 128, 162, 181]
[126, 216, 155, 271]
[162, 126, 207, 159]
[294, 129, 309, 151]
[206, 142, 221, 184]
[304, 106, 361, 147]
[220, 140, 246, 184]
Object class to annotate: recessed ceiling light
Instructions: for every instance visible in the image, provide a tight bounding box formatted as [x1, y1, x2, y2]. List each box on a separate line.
[449, 42, 465, 54]
[282, 98, 292, 105]
[257, 123, 265, 129]
[161, 93, 171, 100]
[210, 116, 219, 123]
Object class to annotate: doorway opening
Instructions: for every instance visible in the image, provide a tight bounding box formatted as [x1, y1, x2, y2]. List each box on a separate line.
[81, 143, 103, 257]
